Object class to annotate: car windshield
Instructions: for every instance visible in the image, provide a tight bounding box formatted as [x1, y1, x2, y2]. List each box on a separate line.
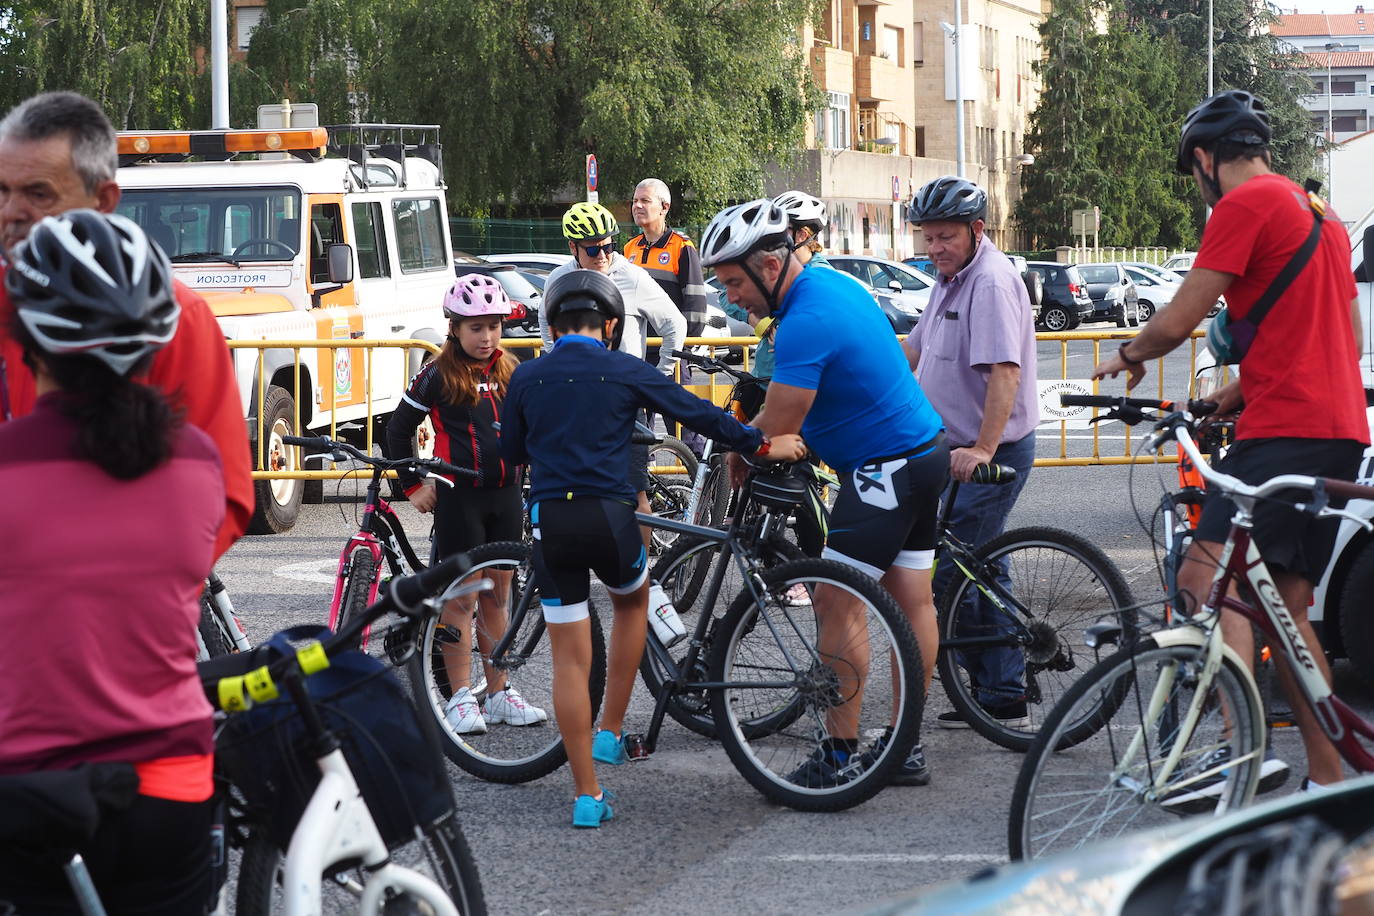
[883, 263, 932, 291]
[484, 269, 540, 300]
[118, 187, 303, 262]
[1078, 266, 1118, 284]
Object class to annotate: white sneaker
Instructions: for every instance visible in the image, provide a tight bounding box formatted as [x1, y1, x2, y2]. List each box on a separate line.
[784, 584, 812, 607]
[483, 685, 548, 726]
[445, 687, 487, 734]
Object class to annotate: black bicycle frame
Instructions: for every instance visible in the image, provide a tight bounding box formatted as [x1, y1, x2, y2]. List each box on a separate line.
[357, 467, 426, 577]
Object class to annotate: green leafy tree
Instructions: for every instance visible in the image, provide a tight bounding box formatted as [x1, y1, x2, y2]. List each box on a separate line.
[241, 0, 822, 220]
[0, 1, 206, 128]
[1017, 0, 1318, 248]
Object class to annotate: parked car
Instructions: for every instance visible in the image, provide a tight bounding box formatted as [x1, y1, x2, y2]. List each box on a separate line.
[1007, 254, 1044, 320]
[828, 255, 934, 319]
[453, 262, 544, 361]
[1025, 261, 1095, 331]
[1122, 260, 1187, 284]
[481, 252, 574, 272]
[1077, 262, 1142, 326]
[1122, 264, 1181, 321]
[1162, 251, 1196, 275]
[903, 256, 935, 275]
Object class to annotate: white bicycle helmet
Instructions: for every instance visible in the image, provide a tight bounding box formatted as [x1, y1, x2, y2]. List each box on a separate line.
[773, 191, 828, 232]
[699, 200, 792, 267]
[6, 209, 179, 376]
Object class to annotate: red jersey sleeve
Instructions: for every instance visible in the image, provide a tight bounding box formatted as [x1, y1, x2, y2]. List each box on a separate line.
[0, 282, 37, 421]
[149, 284, 253, 559]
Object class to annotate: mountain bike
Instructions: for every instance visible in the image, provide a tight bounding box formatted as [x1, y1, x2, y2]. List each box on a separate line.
[202, 555, 488, 914]
[1009, 395, 1374, 861]
[407, 456, 923, 812]
[643, 449, 1136, 751]
[281, 434, 474, 646]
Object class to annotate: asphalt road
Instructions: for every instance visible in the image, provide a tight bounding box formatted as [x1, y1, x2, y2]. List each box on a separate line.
[212, 324, 1373, 914]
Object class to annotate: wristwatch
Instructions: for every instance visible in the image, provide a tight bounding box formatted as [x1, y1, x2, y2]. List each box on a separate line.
[1118, 342, 1143, 367]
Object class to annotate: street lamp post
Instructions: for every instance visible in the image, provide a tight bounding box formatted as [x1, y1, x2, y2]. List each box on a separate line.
[1327, 41, 1339, 198]
[940, 13, 965, 178]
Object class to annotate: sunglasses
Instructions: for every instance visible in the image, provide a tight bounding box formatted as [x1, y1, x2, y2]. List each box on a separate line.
[579, 242, 617, 257]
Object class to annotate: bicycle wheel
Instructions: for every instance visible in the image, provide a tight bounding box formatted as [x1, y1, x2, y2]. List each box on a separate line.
[1008, 637, 1264, 861]
[640, 535, 804, 738]
[197, 588, 235, 660]
[937, 525, 1137, 752]
[416, 542, 607, 783]
[645, 437, 699, 553]
[692, 455, 732, 528]
[333, 546, 378, 651]
[235, 809, 486, 915]
[710, 558, 924, 812]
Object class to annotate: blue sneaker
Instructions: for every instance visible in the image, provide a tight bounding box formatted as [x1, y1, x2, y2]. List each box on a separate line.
[572, 789, 615, 828]
[592, 729, 627, 765]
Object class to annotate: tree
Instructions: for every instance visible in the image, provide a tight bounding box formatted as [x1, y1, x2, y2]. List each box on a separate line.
[1016, 0, 1318, 249]
[241, 0, 822, 220]
[0, 1, 206, 128]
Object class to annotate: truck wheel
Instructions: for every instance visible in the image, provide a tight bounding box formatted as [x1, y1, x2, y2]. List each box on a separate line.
[1339, 541, 1374, 691]
[248, 385, 304, 535]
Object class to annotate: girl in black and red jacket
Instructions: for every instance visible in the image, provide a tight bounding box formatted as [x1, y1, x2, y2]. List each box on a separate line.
[386, 274, 546, 735]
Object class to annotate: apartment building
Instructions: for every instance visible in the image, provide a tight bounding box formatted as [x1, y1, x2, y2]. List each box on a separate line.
[772, 0, 1045, 257]
[1272, 10, 1374, 142]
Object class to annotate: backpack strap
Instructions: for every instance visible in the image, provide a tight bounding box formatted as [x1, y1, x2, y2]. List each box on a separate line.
[1245, 183, 1326, 329]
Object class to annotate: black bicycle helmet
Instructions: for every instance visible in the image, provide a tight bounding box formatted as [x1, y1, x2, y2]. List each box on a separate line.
[1176, 90, 1272, 175]
[544, 268, 626, 350]
[907, 176, 987, 225]
[7, 209, 179, 376]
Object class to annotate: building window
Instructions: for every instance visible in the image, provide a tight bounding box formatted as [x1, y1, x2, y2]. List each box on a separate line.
[235, 5, 264, 52]
[817, 91, 850, 148]
[883, 26, 902, 64]
[913, 126, 926, 157]
[913, 22, 924, 64]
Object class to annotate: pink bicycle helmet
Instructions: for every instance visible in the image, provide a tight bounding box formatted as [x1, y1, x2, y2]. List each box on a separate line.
[444, 274, 514, 319]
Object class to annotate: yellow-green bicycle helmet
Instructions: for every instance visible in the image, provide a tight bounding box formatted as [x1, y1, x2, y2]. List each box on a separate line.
[562, 202, 619, 241]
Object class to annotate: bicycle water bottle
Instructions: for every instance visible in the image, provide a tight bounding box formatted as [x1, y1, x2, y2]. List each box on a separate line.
[648, 581, 687, 647]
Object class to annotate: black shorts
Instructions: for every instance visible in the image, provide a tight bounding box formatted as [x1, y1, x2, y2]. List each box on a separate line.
[433, 484, 524, 559]
[0, 793, 213, 916]
[1195, 437, 1365, 583]
[530, 497, 648, 623]
[824, 435, 950, 579]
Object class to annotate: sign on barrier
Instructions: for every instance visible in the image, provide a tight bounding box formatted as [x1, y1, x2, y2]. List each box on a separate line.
[1038, 379, 1095, 429]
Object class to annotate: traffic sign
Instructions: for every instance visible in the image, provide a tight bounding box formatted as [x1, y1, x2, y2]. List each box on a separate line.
[586, 154, 598, 192]
[892, 176, 900, 202]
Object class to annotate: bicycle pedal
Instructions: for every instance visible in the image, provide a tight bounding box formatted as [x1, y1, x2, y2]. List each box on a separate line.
[623, 733, 653, 760]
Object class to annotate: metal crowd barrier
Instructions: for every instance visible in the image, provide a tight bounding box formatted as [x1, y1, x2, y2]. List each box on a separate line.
[235, 328, 1226, 484]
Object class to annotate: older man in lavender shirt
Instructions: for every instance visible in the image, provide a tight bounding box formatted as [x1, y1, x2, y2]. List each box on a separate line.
[902, 176, 1039, 726]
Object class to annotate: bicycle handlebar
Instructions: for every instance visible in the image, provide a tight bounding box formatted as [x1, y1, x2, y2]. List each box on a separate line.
[671, 348, 759, 384]
[196, 553, 473, 712]
[280, 434, 476, 479]
[1059, 394, 1217, 425]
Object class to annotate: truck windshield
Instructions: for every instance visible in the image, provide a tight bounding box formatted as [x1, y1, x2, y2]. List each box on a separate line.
[117, 187, 303, 263]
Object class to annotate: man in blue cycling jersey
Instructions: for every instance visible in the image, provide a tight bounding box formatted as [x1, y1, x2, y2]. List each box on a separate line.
[706, 199, 949, 787]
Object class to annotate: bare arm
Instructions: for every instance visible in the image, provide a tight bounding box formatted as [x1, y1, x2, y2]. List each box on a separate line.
[1093, 267, 1233, 387]
[727, 382, 816, 486]
[902, 331, 920, 371]
[1352, 296, 1364, 362]
[950, 362, 1019, 482]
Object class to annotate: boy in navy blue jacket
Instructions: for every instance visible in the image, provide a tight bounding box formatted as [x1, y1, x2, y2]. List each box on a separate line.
[500, 269, 804, 827]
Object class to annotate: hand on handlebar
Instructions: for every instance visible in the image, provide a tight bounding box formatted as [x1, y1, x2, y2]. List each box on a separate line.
[950, 445, 994, 483]
[408, 481, 438, 513]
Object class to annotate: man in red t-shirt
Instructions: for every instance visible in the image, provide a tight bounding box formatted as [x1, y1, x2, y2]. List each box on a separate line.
[0, 91, 251, 560]
[1095, 90, 1367, 794]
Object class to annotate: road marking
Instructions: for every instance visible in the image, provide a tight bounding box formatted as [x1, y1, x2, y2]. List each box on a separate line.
[767, 853, 1006, 864]
[274, 558, 339, 585]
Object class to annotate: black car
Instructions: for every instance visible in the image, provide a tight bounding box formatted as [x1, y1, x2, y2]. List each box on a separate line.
[1025, 262, 1095, 332]
[1076, 262, 1141, 327]
[452, 262, 543, 361]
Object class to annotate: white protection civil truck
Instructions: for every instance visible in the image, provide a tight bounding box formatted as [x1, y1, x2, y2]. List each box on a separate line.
[115, 124, 454, 533]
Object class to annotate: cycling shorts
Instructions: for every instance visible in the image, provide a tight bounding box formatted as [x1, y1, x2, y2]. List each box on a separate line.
[1195, 437, 1365, 584]
[0, 793, 213, 916]
[433, 483, 523, 559]
[530, 497, 648, 623]
[824, 434, 949, 579]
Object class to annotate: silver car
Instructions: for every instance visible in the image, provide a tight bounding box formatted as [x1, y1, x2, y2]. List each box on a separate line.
[827, 255, 934, 318]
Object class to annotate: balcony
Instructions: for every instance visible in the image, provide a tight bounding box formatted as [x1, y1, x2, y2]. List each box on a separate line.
[857, 109, 906, 155]
[810, 43, 855, 96]
[856, 54, 898, 102]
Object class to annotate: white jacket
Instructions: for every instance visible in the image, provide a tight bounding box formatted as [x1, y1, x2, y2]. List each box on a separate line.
[540, 255, 686, 373]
